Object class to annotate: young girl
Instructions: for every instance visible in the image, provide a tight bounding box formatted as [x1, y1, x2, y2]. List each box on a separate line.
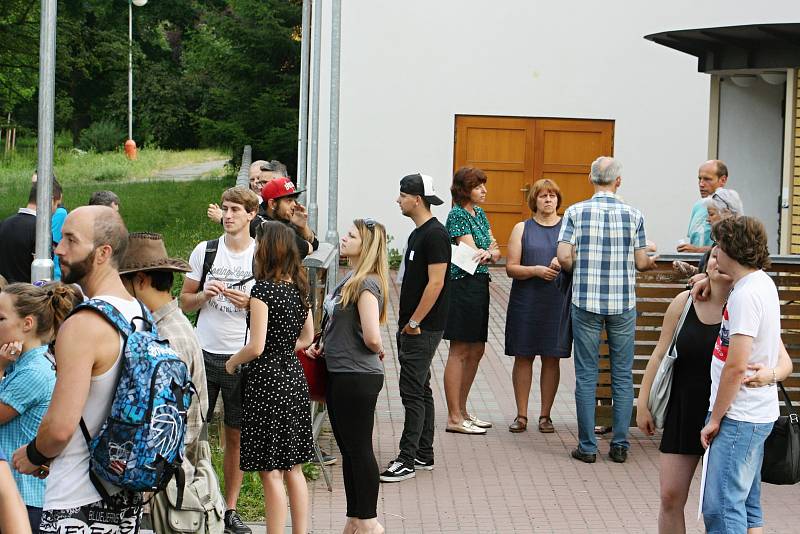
[0, 282, 82, 532]
[308, 218, 389, 534]
[225, 221, 315, 534]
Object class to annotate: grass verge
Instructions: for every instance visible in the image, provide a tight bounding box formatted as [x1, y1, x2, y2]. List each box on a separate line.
[0, 147, 230, 186]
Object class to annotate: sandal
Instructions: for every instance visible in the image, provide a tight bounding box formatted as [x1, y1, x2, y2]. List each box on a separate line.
[508, 415, 528, 433]
[538, 416, 555, 433]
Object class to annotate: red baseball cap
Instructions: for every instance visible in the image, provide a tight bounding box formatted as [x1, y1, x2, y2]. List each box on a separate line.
[261, 177, 305, 202]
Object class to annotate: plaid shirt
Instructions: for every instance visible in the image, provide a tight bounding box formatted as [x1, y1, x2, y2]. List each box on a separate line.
[152, 299, 208, 446]
[558, 191, 647, 315]
[0, 345, 54, 507]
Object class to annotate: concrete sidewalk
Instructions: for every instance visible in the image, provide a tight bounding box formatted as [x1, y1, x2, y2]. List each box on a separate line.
[247, 269, 798, 533]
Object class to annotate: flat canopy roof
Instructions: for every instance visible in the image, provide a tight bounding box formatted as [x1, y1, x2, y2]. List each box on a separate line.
[644, 23, 800, 73]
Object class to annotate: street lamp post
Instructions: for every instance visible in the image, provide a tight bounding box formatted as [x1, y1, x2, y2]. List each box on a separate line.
[125, 0, 147, 160]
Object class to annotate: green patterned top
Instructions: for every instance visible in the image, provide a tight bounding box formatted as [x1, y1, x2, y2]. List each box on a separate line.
[446, 204, 492, 279]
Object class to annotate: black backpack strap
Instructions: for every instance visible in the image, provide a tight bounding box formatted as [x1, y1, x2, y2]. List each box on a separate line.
[78, 418, 113, 502]
[198, 239, 219, 292]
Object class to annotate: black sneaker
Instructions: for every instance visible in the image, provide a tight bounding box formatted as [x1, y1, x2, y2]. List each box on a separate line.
[312, 449, 337, 466]
[414, 458, 434, 471]
[379, 459, 415, 482]
[608, 446, 628, 463]
[224, 509, 252, 534]
[570, 448, 597, 464]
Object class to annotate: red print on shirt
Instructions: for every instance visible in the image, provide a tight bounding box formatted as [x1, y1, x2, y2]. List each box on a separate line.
[713, 307, 730, 362]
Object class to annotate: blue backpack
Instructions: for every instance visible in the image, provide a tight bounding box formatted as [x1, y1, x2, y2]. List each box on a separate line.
[72, 299, 194, 498]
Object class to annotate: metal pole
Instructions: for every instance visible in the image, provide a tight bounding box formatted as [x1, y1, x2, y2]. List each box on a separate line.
[326, 0, 341, 249]
[128, 0, 133, 141]
[32, 0, 57, 283]
[307, 0, 323, 232]
[296, 0, 312, 196]
[236, 145, 252, 188]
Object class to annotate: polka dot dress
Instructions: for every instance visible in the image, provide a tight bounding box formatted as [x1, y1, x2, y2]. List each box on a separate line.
[240, 280, 314, 472]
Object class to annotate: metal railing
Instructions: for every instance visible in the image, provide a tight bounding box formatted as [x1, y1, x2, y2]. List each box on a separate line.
[235, 145, 252, 189]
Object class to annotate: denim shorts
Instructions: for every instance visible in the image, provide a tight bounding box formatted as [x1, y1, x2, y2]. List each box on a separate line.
[702, 413, 774, 533]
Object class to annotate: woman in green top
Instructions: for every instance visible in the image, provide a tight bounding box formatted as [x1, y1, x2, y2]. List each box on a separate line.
[443, 166, 500, 435]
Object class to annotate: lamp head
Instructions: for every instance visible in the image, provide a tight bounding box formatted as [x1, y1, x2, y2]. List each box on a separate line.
[132, 0, 148, 7]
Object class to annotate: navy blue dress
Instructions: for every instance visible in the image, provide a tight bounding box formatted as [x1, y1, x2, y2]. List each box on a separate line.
[504, 219, 572, 357]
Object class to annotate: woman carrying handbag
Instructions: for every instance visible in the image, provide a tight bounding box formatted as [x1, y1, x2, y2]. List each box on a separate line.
[307, 218, 389, 534]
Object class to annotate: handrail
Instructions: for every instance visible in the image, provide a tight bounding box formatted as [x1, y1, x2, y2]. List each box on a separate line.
[236, 145, 252, 189]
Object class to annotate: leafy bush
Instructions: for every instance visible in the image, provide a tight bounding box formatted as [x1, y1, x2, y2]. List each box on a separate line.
[78, 120, 125, 153]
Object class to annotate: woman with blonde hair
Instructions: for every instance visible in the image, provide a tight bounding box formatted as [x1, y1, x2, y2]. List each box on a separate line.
[308, 218, 388, 534]
[0, 282, 82, 531]
[225, 221, 315, 534]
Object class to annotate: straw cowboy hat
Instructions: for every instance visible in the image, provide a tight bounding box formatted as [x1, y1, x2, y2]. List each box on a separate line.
[119, 232, 191, 275]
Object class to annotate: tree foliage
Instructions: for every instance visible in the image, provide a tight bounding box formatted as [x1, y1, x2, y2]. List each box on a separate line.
[2, 0, 302, 168]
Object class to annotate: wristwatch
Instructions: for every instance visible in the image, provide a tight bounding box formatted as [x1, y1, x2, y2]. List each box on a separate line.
[408, 319, 420, 329]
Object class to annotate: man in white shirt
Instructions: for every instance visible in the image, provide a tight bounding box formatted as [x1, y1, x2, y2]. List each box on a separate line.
[12, 206, 144, 532]
[700, 216, 780, 533]
[180, 185, 257, 534]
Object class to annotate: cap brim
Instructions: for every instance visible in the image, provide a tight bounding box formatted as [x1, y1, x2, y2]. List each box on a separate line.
[270, 189, 305, 200]
[426, 195, 444, 206]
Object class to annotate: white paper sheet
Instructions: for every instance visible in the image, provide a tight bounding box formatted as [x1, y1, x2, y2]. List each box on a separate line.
[451, 242, 480, 275]
[697, 446, 710, 520]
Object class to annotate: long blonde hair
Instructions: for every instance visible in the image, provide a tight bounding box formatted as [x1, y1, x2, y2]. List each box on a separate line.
[340, 219, 389, 324]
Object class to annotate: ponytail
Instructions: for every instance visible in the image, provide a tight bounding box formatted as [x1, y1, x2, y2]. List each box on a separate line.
[2, 282, 83, 341]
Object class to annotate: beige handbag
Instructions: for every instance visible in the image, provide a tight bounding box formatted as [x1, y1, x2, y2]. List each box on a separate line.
[150, 435, 225, 533]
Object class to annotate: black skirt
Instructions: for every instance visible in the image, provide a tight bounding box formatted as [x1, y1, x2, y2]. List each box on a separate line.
[443, 274, 489, 343]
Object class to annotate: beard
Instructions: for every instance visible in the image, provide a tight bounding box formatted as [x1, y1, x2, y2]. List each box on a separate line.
[60, 248, 97, 285]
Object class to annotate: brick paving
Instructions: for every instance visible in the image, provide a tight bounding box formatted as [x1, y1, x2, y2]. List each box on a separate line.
[256, 268, 800, 533]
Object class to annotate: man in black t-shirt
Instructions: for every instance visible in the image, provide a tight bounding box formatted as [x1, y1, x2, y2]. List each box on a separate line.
[380, 173, 451, 483]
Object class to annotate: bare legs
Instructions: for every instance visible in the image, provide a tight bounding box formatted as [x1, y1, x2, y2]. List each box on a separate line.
[444, 340, 485, 425]
[511, 356, 561, 420]
[259, 464, 308, 534]
[223, 425, 244, 509]
[658, 453, 700, 534]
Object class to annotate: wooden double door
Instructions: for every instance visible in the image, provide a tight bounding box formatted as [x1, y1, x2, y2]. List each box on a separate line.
[453, 115, 614, 254]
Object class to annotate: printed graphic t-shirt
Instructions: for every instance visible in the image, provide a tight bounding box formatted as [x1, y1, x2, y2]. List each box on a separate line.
[710, 269, 780, 423]
[187, 236, 256, 354]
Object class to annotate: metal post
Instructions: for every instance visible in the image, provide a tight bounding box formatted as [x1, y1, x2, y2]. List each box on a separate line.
[236, 145, 252, 188]
[32, 0, 57, 283]
[296, 0, 312, 196]
[326, 0, 341, 251]
[128, 0, 133, 141]
[308, 0, 323, 233]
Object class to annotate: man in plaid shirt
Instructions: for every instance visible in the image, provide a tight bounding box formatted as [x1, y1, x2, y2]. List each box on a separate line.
[557, 156, 657, 464]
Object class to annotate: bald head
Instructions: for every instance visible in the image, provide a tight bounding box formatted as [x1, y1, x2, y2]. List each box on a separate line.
[249, 160, 268, 180]
[68, 206, 129, 268]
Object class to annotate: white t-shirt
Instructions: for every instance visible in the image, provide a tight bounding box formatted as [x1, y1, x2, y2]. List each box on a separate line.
[186, 235, 255, 354]
[45, 295, 144, 510]
[709, 270, 780, 423]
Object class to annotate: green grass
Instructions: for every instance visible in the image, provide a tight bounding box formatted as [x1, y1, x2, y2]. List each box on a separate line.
[0, 147, 230, 186]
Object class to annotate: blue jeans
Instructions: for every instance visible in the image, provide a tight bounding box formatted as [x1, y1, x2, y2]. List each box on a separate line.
[571, 305, 636, 454]
[702, 415, 773, 533]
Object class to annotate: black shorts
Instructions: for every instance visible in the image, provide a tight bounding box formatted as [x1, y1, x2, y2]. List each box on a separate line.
[204, 350, 243, 429]
[443, 273, 489, 343]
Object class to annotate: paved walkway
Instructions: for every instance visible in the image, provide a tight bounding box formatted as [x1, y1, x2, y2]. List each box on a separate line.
[251, 268, 799, 533]
[150, 158, 228, 181]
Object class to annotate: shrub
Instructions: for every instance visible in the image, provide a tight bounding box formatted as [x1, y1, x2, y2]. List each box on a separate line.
[78, 120, 126, 152]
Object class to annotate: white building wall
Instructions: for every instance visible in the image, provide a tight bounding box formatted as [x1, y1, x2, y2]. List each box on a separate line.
[309, 0, 800, 253]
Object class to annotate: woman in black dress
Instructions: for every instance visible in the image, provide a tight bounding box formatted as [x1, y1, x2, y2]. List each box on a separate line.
[636, 251, 730, 533]
[225, 221, 315, 534]
[505, 179, 571, 434]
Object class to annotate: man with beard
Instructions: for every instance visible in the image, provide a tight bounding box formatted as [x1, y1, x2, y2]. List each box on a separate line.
[12, 206, 145, 532]
[260, 177, 318, 260]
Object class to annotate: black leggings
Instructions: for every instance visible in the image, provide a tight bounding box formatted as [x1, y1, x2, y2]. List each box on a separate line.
[326, 372, 384, 519]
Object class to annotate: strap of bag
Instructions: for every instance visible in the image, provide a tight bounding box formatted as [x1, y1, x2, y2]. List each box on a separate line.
[78, 419, 114, 502]
[777, 381, 797, 416]
[667, 295, 693, 355]
[194, 239, 219, 325]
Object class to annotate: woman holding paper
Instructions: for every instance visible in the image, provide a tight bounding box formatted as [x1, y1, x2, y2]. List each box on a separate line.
[442, 166, 500, 434]
[504, 179, 571, 434]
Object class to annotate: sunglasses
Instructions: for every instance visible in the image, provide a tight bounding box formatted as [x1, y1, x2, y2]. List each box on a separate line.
[363, 217, 376, 229]
[712, 192, 732, 211]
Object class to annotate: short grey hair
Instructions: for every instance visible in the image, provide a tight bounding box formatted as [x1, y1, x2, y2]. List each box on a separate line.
[261, 160, 288, 178]
[704, 188, 743, 217]
[590, 156, 622, 185]
[89, 190, 120, 208]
